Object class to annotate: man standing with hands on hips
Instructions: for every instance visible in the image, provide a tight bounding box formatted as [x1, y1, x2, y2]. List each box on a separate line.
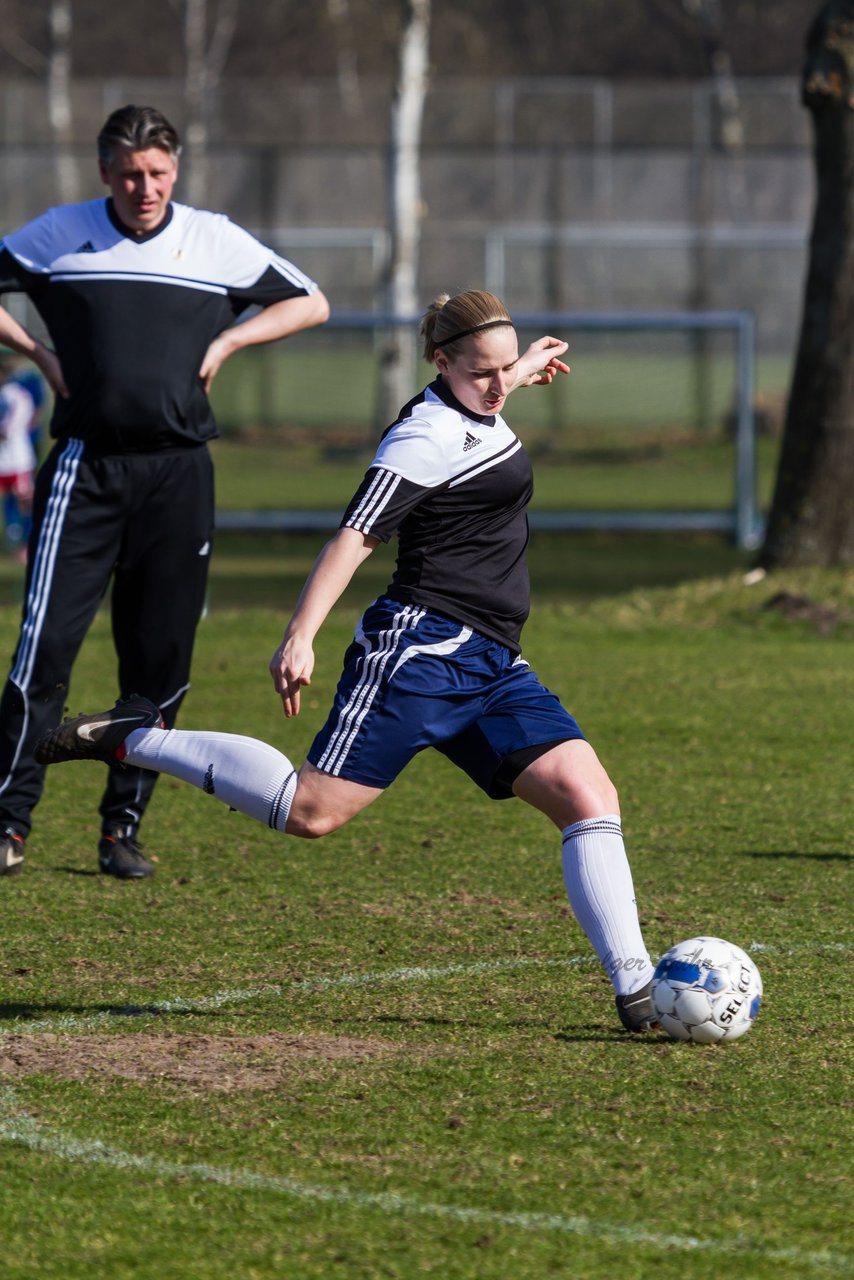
[0, 104, 329, 879]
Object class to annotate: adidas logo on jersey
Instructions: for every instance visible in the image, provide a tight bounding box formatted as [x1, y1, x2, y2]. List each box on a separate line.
[76, 240, 96, 253]
[463, 431, 482, 452]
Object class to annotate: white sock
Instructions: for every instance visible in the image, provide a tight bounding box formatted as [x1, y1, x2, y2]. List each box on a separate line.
[124, 728, 297, 833]
[561, 815, 653, 997]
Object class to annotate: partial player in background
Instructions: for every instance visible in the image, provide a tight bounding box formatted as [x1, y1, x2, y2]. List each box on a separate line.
[11, 361, 46, 460]
[0, 104, 329, 881]
[0, 354, 37, 561]
[37, 289, 659, 1033]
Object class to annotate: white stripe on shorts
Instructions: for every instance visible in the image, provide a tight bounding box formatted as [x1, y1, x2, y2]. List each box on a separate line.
[317, 602, 426, 777]
[388, 624, 472, 680]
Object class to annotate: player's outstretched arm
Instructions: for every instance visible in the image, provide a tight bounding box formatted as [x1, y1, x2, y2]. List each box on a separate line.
[511, 335, 570, 392]
[199, 290, 331, 392]
[0, 305, 68, 398]
[269, 526, 378, 718]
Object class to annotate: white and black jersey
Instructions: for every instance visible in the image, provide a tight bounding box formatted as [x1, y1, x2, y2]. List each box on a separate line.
[342, 377, 533, 653]
[0, 199, 318, 450]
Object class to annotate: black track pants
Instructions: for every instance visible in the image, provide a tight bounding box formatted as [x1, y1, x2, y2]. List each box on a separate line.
[0, 438, 214, 838]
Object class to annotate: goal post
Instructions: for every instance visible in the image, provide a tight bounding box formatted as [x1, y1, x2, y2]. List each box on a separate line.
[510, 309, 759, 550]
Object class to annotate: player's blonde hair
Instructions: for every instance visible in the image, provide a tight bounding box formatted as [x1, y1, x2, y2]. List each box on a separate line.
[421, 291, 513, 362]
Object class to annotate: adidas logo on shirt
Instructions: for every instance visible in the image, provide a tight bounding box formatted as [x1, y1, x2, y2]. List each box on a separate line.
[76, 240, 96, 253]
[463, 431, 482, 452]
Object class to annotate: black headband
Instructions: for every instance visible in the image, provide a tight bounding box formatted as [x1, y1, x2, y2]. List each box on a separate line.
[433, 318, 514, 348]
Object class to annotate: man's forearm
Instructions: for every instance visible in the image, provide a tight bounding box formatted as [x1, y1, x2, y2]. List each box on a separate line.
[221, 291, 330, 358]
[198, 290, 331, 391]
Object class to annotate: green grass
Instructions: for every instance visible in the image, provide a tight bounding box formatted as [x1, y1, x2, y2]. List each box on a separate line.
[0, 529, 754, 613]
[0, 563, 851, 1278]
[208, 434, 782, 515]
[200, 528, 754, 613]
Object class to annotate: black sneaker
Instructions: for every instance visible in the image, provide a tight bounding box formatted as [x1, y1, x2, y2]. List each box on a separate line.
[98, 826, 155, 879]
[615, 981, 660, 1033]
[0, 828, 26, 876]
[35, 695, 163, 766]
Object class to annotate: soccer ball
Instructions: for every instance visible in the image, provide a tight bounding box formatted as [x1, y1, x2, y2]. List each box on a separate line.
[651, 936, 762, 1044]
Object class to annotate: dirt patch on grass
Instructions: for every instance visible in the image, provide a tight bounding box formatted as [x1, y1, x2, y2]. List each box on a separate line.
[762, 591, 854, 634]
[0, 1031, 407, 1093]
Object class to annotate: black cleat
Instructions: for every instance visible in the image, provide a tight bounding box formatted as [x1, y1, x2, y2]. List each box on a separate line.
[0, 828, 26, 876]
[98, 826, 155, 879]
[616, 981, 660, 1033]
[35, 696, 163, 766]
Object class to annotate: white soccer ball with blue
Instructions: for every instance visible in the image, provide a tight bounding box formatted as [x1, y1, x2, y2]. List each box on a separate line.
[651, 936, 762, 1043]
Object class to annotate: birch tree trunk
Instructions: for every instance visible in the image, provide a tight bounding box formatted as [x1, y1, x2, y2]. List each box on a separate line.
[379, 0, 430, 426]
[48, 0, 78, 204]
[759, 0, 854, 567]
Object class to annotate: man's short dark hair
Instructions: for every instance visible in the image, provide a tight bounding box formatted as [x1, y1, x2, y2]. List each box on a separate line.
[97, 105, 181, 167]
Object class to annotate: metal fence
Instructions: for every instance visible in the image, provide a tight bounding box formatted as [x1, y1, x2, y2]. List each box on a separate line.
[0, 74, 812, 353]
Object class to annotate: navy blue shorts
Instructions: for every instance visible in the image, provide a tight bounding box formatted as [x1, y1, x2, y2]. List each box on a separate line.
[307, 597, 585, 799]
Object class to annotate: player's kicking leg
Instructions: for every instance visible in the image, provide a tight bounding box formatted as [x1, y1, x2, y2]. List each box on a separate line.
[35, 695, 381, 837]
[35, 696, 165, 762]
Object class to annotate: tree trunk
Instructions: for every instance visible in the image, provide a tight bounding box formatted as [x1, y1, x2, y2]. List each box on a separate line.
[378, 0, 430, 427]
[48, 0, 78, 204]
[759, 0, 854, 567]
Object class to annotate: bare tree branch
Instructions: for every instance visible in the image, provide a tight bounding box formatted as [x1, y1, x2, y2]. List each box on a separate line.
[0, 28, 46, 74]
[326, 0, 362, 116]
[208, 0, 238, 81]
[182, 0, 239, 207]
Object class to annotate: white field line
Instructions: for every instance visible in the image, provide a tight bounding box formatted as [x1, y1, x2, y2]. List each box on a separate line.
[0, 946, 850, 1270]
[0, 943, 849, 1037]
[0, 955, 597, 1035]
[747, 942, 850, 954]
[0, 1090, 847, 1273]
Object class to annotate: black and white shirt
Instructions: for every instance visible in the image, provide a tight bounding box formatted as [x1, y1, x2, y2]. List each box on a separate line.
[0, 199, 319, 451]
[342, 377, 533, 653]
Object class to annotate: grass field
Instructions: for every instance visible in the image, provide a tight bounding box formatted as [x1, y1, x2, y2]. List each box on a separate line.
[0, 559, 851, 1279]
[207, 338, 792, 439]
[207, 433, 782, 516]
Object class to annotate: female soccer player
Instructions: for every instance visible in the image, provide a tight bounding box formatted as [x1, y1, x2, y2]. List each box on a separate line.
[37, 290, 657, 1031]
